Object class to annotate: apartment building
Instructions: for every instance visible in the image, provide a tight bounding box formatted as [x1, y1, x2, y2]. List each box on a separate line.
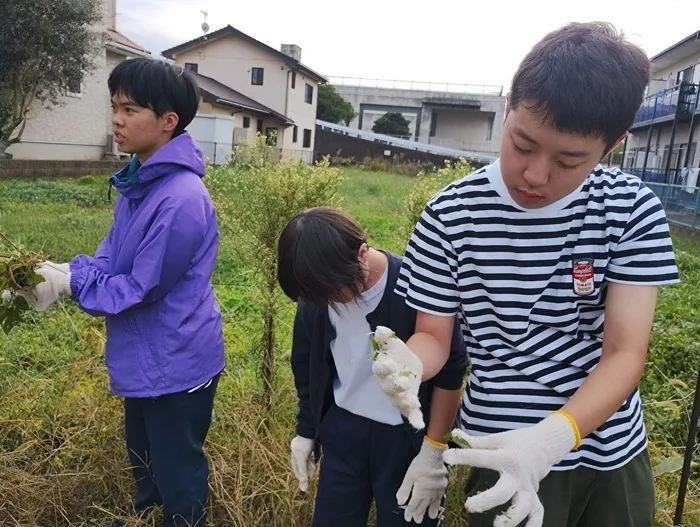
[623, 30, 700, 185]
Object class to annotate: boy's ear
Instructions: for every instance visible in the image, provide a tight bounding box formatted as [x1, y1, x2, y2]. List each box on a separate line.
[604, 132, 627, 158]
[161, 111, 180, 134]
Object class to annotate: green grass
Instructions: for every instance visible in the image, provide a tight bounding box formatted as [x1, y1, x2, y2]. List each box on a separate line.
[0, 169, 699, 526]
[339, 169, 416, 254]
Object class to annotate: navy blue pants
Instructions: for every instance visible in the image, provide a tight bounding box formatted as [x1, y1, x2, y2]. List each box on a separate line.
[123, 374, 219, 527]
[313, 405, 444, 527]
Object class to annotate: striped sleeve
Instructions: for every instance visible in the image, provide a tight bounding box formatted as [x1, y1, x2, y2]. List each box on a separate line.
[395, 202, 461, 316]
[607, 185, 680, 286]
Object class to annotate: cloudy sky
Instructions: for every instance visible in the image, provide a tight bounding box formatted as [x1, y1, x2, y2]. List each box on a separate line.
[117, 0, 700, 90]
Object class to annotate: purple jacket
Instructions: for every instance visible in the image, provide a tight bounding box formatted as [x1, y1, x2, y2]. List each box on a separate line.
[69, 132, 225, 398]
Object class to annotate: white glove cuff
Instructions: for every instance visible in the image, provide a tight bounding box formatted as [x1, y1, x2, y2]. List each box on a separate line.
[422, 436, 449, 463]
[540, 412, 579, 466]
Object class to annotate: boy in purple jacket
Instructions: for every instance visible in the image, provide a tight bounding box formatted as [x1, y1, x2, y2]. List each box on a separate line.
[11, 58, 225, 526]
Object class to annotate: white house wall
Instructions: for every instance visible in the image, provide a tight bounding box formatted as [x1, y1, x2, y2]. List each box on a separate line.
[172, 35, 319, 156]
[8, 48, 111, 160]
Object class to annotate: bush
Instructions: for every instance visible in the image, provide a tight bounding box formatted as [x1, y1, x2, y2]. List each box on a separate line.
[402, 158, 475, 241]
[207, 136, 344, 409]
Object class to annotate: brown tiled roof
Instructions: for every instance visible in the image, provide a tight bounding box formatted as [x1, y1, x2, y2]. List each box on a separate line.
[193, 73, 294, 125]
[105, 29, 150, 54]
[161, 25, 327, 83]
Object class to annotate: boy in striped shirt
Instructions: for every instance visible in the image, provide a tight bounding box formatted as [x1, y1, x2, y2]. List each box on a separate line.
[371, 21, 680, 527]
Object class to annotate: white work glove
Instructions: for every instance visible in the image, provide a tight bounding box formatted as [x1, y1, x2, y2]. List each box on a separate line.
[397, 437, 448, 523]
[290, 435, 316, 492]
[443, 412, 579, 527]
[371, 326, 424, 430]
[4, 261, 72, 312]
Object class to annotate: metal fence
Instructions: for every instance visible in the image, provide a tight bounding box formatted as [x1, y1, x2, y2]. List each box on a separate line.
[644, 181, 700, 229]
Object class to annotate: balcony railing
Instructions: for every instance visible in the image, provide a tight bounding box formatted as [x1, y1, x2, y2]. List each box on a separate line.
[624, 167, 683, 185]
[326, 76, 504, 96]
[632, 83, 698, 126]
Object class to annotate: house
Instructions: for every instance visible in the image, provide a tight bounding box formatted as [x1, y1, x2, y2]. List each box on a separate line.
[7, 0, 150, 161]
[622, 30, 700, 184]
[192, 72, 294, 144]
[161, 25, 327, 159]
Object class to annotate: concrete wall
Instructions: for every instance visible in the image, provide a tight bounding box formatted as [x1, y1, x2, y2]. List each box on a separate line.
[360, 109, 418, 138]
[333, 84, 505, 156]
[172, 34, 318, 157]
[428, 109, 497, 154]
[0, 159, 125, 180]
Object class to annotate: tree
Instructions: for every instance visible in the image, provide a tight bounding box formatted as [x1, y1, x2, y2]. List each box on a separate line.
[372, 112, 411, 137]
[316, 84, 356, 125]
[0, 0, 102, 156]
[207, 136, 344, 412]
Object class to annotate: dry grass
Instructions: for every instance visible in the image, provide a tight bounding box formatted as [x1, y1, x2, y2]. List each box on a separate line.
[0, 171, 698, 526]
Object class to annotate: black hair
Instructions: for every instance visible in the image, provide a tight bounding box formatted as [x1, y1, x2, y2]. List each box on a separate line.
[277, 207, 368, 305]
[108, 58, 200, 135]
[509, 21, 650, 149]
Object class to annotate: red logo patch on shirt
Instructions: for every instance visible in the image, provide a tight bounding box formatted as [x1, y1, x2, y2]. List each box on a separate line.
[572, 258, 595, 296]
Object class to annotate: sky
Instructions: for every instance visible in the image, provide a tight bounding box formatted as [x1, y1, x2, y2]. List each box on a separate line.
[116, 0, 700, 91]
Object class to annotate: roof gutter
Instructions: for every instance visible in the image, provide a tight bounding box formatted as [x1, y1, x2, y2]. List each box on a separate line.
[213, 97, 293, 126]
[651, 30, 700, 63]
[105, 41, 151, 58]
[215, 98, 270, 115]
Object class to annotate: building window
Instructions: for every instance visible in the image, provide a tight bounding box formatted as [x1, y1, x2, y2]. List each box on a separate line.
[243, 116, 251, 129]
[66, 75, 83, 97]
[265, 127, 278, 146]
[184, 62, 198, 73]
[293, 125, 298, 143]
[305, 83, 313, 104]
[291, 71, 296, 89]
[257, 119, 264, 134]
[252, 67, 264, 86]
[303, 128, 312, 148]
[486, 116, 494, 141]
[429, 111, 438, 137]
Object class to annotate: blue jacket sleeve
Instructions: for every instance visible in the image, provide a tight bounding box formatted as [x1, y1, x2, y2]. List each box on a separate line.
[290, 303, 315, 439]
[431, 316, 468, 390]
[69, 198, 207, 317]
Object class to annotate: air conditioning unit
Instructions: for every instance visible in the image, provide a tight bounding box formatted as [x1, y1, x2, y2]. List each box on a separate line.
[105, 133, 119, 155]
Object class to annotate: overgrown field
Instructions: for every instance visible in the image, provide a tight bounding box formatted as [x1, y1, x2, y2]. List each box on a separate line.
[0, 166, 698, 527]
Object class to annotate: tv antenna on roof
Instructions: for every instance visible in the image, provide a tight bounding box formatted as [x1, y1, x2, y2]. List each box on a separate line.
[201, 9, 210, 36]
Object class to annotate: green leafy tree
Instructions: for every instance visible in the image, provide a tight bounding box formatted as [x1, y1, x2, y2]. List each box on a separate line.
[372, 112, 411, 137]
[0, 0, 102, 156]
[316, 84, 356, 125]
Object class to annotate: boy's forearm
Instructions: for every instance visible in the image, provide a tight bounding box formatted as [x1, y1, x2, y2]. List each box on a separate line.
[561, 347, 646, 439]
[425, 387, 463, 444]
[406, 332, 451, 381]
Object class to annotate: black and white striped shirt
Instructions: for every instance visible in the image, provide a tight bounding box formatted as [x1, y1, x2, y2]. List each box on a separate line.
[396, 160, 680, 471]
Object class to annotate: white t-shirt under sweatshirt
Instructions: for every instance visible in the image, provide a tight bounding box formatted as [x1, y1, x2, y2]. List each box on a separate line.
[328, 265, 403, 425]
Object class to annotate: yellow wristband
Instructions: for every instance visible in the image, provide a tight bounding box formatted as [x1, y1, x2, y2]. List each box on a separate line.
[425, 435, 448, 449]
[554, 410, 582, 450]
